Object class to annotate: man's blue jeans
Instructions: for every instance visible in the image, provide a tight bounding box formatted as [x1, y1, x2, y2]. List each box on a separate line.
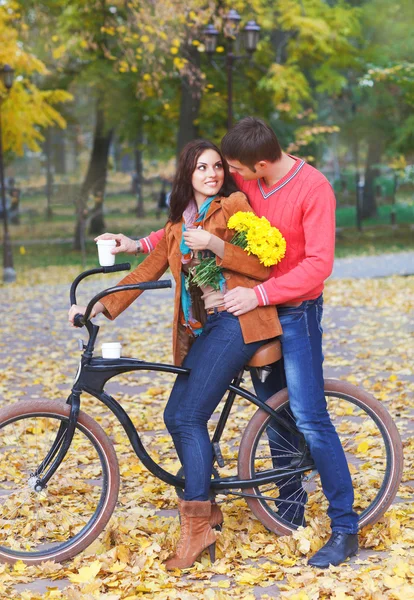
[164, 310, 265, 501]
[251, 296, 359, 534]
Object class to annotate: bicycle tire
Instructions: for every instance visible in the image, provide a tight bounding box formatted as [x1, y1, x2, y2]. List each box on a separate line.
[238, 379, 403, 536]
[0, 400, 120, 564]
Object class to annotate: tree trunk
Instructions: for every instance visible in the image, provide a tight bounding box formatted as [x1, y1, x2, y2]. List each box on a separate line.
[88, 191, 106, 235]
[53, 128, 66, 175]
[361, 138, 383, 219]
[135, 121, 144, 218]
[44, 129, 54, 220]
[176, 45, 202, 158]
[73, 101, 114, 251]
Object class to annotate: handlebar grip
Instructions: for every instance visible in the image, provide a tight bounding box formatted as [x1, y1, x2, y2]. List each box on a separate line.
[137, 280, 172, 290]
[73, 313, 85, 328]
[102, 262, 131, 273]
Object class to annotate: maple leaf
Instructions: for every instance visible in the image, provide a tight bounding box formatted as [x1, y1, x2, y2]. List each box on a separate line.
[67, 560, 102, 583]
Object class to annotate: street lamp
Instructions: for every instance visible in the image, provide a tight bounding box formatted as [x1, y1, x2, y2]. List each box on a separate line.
[204, 10, 260, 130]
[0, 64, 15, 283]
[244, 21, 261, 53]
[223, 8, 241, 38]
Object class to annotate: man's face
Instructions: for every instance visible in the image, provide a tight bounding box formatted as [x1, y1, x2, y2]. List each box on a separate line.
[225, 158, 265, 181]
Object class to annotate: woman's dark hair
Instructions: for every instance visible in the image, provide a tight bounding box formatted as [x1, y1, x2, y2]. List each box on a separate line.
[221, 117, 282, 171]
[169, 139, 238, 223]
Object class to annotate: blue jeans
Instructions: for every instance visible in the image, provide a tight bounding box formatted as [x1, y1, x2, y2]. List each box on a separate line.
[251, 296, 359, 534]
[164, 310, 265, 501]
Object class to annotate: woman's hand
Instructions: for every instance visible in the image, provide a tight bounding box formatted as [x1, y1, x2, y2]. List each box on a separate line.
[182, 229, 212, 251]
[68, 302, 105, 326]
[94, 233, 139, 255]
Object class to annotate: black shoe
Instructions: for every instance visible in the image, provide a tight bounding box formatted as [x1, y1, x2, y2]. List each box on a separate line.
[307, 532, 358, 568]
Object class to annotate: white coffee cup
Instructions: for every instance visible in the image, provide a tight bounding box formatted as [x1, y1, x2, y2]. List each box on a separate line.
[97, 239, 116, 266]
[101, 342, 122, 359]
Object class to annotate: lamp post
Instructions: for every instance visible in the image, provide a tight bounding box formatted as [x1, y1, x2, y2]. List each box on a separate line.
[204, 10, 260, 130]
[0, 64, 15, 283]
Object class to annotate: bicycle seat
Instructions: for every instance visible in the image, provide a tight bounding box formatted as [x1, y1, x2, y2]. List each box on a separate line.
[246, 339, 282, 368]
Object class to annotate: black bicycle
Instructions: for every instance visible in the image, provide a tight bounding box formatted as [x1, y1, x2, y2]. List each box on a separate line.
[0, 264, 403, 564]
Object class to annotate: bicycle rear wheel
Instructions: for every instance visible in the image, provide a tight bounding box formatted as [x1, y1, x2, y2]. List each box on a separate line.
[0, 400, 120, 564]
[238, 379, 403, 536]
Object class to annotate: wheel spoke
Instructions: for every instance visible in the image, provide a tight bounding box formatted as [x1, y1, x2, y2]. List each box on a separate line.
[266, 424, 301, 453]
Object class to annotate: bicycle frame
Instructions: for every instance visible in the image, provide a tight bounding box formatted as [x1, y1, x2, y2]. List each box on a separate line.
[33, 265, 313, 498]
[36, 352, 312, 496]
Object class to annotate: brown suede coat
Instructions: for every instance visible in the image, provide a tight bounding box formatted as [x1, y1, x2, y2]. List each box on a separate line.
[101, 192, 282, 365]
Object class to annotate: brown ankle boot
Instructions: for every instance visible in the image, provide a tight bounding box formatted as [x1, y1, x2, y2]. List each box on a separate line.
[178, 498, 224, 531]
[165, 500, 217, 570]
[210, 501, 224, 531]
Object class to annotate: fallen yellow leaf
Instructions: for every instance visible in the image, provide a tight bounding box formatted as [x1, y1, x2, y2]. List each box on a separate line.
[357, 440, 369, 453]
[67, 559, 101, 583]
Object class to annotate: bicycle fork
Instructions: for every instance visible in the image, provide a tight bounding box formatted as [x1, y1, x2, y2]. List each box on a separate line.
[29, 391, 81, 492]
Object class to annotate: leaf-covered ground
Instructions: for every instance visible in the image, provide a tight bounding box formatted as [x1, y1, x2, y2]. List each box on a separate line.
[0, 268, 412, 600]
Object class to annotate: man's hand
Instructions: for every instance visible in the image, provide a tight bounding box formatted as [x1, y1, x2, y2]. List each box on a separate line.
[224, 287, 259, 316]
[94, 233, 138, 255]
[182, 229, 212, 251]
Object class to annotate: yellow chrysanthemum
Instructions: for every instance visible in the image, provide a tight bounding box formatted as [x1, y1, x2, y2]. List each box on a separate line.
[227, 211, 257, 232]
[227, 211, 286, 266]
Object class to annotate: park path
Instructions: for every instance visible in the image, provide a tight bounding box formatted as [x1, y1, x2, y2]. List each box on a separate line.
[331, 251, 414, 279]
[0, 259, 412, 599]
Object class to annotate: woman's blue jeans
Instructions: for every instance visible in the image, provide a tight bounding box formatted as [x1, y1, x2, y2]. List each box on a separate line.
[251, 296, 359, 534]
[164, 310, 265, 501]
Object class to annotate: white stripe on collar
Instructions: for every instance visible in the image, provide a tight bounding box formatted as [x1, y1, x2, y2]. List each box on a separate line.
[258, 159, 305, 199]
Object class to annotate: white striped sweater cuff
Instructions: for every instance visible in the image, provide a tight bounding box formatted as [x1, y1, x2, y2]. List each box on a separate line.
[140, 236, 153, 253]
[255, 284, 269, 306]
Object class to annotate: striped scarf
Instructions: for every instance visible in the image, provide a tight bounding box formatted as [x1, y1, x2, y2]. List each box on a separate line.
[179, 196, 216, 337]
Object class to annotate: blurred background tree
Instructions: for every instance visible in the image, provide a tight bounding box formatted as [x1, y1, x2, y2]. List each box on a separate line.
[0, 1, 71, 157]
[1, 0, 413, 271]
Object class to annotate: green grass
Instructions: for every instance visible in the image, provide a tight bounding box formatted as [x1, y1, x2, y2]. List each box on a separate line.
[336, 203, 414, 228]
[335, 224, 414, 257]
[14, 191, 414, 235]
[2, 223, 412, 271]
[2, 192, 413, 271]
[6, 241, 148, 270]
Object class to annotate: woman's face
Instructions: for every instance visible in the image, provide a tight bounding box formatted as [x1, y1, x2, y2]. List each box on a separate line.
[191, 149, 225, 201]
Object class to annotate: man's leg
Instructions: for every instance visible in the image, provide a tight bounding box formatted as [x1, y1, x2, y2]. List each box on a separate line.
[251, 359, 308, 525]
[279, 297, 358, 535]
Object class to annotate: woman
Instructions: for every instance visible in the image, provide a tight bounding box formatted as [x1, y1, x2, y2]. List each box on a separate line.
[69, 140, 282, 570]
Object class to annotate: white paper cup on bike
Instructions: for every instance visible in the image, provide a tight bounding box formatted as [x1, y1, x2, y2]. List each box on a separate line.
[101, 342, 122, 359]
[96, 239, 116, 266]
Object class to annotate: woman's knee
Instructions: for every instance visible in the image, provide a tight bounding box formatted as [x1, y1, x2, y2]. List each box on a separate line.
[164, 406, 193, 434]
[166, 409, 208, 437]
[164, 406, 178, 433]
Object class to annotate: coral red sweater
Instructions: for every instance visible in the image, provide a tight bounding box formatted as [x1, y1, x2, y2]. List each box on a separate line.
[140, 156, 336, 306]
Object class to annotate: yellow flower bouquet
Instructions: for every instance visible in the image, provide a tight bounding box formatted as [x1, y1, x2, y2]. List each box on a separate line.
[191, 212, 286, 290]
[227, 211, 287, 266]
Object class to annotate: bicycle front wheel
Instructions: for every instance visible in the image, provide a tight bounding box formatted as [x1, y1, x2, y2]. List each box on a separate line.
[0, 400, 120, 564]
[238, 379, 403, 536]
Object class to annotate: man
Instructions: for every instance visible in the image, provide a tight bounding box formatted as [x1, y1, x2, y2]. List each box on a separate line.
[96, 117, 359, 568]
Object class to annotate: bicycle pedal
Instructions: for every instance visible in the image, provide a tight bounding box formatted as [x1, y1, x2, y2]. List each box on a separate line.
[212, 442, 225, 468]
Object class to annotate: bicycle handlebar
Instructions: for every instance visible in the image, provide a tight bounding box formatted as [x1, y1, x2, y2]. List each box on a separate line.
[102, 263, 132, 274]
[70, 263, 131, 305]
[73, 280, 172, 328]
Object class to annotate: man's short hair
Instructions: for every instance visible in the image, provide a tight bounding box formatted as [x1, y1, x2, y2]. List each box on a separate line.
[221, 117, 282, 170]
